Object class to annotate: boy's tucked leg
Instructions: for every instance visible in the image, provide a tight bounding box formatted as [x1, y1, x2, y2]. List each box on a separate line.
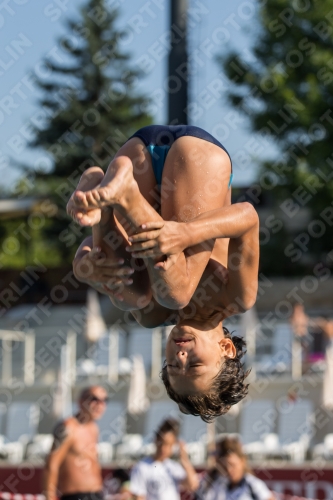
[68, 167, 152, 310]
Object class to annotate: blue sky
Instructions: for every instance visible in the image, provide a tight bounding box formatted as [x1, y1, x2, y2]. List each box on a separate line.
[0, 0, 265, 192]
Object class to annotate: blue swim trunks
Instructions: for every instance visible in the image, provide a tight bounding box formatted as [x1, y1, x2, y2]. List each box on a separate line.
[128, 125, 233, 189]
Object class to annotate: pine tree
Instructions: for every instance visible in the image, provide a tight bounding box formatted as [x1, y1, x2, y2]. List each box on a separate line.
[220, 0, 333, 275]
[25, 0, 151, 263]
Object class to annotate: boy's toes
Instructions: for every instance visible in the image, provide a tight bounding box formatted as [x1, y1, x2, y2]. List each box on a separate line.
[73, 190, 87, 206]
[97, 187, 114, 204]
[88, 189, 101, 205]
[66, 200, 76, 218]
[77, 209, 101, 226]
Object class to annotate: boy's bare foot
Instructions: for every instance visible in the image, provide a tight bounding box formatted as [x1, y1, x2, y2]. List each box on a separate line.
[72, 156, 138, 215]
[67, 166, 104, 226]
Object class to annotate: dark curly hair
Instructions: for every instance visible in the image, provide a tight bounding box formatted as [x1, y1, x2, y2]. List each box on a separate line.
[161, 327, 250, 422]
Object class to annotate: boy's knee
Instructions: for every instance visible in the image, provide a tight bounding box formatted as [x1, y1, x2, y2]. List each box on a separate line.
[153, 290, 191, 310]
[112, 155, 132, 169]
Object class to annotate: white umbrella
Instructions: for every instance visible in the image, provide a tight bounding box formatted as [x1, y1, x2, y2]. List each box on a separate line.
[85, 288, 107, 343]
[127, 354, 150, 415]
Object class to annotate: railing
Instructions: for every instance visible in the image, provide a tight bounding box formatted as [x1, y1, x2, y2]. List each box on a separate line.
[0, 326, 166, 387]
[0, 323, 327, 388]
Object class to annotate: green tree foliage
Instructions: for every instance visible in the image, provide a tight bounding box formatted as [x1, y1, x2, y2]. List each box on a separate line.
[21, 0, 151, 264]
[220, 0, 333, 275]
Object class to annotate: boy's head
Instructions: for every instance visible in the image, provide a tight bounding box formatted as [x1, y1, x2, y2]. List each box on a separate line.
[161, 321, 249, 422]
[154, 418, 180, 460]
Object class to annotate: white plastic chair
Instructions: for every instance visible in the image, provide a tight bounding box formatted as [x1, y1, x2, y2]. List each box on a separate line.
[116, 434, 143, 460]
[324, 433, 333, 450]
[97, 442, 113, 463]
[263, 433, 279, 452]
[1, 441, 25, 463]
[5, 402, 40, 442]
[240, 400, 276, 445]
[184, 442, 206, 466]
[278, 400, 313, 462]
[26, 434, 53, 461]
[313, 433, 333, 459]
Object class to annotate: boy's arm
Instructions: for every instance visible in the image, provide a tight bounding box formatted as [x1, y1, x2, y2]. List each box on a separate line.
[218, 205, 259, 315]
[127, 202, 257, 260]
[181, 203, 259, 314]
[127, 203, 259, 314]
[189, 203, 259, 316]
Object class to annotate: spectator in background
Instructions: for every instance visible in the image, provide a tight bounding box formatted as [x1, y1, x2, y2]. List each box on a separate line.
[290, 303, 309, 338]
[196, 437, 273, 500]
[320, 317, 333, 409]
[290, 303, 333, 381]
[106, 469, 133, 499]
[44, 385, 108, 500]
[130, 418, 198, 500]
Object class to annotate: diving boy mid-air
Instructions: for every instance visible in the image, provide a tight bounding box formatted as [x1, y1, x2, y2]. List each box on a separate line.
[67, 125, 259, 421]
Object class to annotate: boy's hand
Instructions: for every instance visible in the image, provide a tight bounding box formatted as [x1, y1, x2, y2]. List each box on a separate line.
[73, 247, 134, 301]
[126, 221, 190, 260]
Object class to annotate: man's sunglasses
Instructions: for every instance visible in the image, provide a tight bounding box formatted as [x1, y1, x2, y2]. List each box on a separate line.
[88, 396, 109, 404]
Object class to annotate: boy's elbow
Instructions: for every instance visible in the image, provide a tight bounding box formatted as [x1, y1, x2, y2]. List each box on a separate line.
[154, 290, 192, 310]
[242, 202, 259, 227]
[239, 294, 257, 313]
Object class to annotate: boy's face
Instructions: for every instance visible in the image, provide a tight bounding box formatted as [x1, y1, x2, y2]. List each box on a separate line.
[155, 431, 177, 460]
[165, 319, 236, 395]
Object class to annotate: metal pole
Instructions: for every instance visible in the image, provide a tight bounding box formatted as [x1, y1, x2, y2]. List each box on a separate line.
[2, 339, 12, 385]
[108, 329, 119, 383]
[67, 330, 77, 384]
[292, 337, 302, 380]
[206, 421, 216, 469]
[168, 0, 188, 124]
[151, 328, 162, 380]
[24, 331, 35, 386]
[60, 344, 73, 418]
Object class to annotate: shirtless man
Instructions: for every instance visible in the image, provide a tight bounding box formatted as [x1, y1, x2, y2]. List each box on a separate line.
[44, 386, 108, 500]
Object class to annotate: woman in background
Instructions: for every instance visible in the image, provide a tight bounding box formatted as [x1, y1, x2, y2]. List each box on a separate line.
[196, 437, 273, 500]
[130, 418, 198, 500]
